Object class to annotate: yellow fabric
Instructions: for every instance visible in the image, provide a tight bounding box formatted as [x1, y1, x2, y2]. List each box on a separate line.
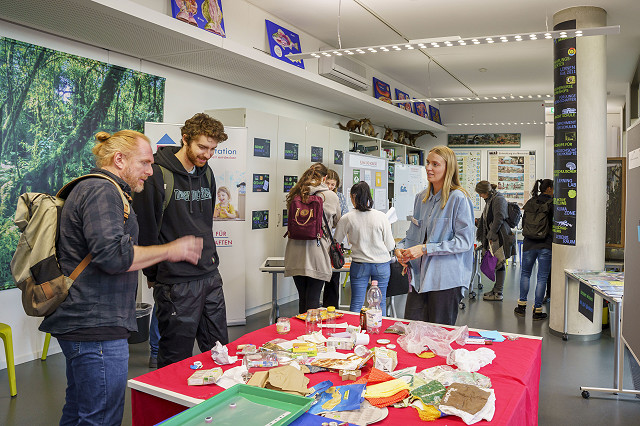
[415, 404, 442, 421]
[364, 378, 409, 398]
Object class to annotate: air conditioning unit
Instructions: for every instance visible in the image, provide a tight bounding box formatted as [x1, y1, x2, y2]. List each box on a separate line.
[319, 55, 370, 91]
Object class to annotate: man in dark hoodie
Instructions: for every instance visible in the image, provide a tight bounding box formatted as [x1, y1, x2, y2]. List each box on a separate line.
[133, 113, 229, 368]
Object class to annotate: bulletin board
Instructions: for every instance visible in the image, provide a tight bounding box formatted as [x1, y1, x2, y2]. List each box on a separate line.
[342, 152, 388, 212]
[453, 149, 482, 212]
[393, 164, 427, 221]
[488, 150, 537, 208]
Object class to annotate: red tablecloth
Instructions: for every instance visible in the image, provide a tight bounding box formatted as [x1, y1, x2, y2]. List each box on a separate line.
[130, 314, 541, 426]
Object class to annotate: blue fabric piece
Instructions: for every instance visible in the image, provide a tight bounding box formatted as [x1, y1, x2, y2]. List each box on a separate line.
[308, 384, 366, 415]
[478, 330, 506, 342]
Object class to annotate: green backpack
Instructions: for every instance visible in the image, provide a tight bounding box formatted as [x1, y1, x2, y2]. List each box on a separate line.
[11, 174, 130, 317]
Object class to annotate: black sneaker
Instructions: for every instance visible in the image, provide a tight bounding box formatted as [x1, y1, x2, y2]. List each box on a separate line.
[514, 305, 526, 317]
[533, 309, 548, 321]
[149, 356, 158, 368]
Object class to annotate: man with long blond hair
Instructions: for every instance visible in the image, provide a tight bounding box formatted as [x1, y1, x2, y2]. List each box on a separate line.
[40, 130, 203, 425]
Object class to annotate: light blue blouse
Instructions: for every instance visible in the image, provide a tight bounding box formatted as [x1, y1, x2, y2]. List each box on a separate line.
[399, 188, 475, 293]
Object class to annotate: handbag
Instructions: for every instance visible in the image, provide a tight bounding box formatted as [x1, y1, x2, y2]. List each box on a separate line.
[322, 213, 345, 269]
[480, 249, 498, 282]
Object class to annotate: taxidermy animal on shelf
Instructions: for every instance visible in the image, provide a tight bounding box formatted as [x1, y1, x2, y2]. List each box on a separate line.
[395, 130, 408, 145]
[360, 118, 378, 138]
[337, 119, 363, 133]
[406, 130, 436, 146]
[383, 126, 394, 141]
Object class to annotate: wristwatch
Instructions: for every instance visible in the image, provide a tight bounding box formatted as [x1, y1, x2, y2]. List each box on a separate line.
[422, 243, 427, 253]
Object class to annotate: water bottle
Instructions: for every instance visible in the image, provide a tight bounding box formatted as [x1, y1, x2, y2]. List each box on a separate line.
[365, 281, 383, 334]
[305, 309, 322, 335]
[326, 306, 336, 336]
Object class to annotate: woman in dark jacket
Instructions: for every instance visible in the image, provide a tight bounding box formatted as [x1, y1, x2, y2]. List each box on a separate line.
[515, 179, 553, 320]
[475, 181, 516, 301]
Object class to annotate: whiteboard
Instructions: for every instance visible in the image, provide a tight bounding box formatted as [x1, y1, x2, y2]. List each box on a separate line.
[393, 164, 427, 221]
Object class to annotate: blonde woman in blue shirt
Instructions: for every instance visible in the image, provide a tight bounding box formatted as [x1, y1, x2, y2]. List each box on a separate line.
[396, 146, 475, 325]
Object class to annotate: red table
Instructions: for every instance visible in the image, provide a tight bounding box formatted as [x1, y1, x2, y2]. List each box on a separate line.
[129, 313, 541, 425]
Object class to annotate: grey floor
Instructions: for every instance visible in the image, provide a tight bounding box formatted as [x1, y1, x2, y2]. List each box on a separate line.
[2, 263, 640, 425]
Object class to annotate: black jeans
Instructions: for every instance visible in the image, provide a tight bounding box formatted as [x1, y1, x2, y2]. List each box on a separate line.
[322, 272, 341, 308]
[154, 270, 228, 368]
[404, 287, 463, 325]
[293, 275, 325, 314]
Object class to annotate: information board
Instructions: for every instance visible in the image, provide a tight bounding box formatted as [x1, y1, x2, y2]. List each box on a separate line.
[311, 146, 323, 162]
[453, 149, 482, 212]
[252, 173, 269, 192]
[253, 138, 270, 158]
[283, 175, 297, 193]
[487, 150, 536, 208]
[342, 152, 388, 212]
[284, 142, 298, 160]
[553, 20, 578, 246]
[578, 281, 594, 322]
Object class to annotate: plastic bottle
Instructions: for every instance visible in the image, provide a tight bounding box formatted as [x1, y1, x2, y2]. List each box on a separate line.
[326, 306, 336, 336]
[365, 280, 383, 334]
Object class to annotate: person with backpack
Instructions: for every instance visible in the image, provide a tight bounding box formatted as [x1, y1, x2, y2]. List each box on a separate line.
[132, 113, 229, 369]
[38, 130, 203, 425]
[395, 146, 475, 325]
[515, 179, 554, 320]
[284, 163, 341, 314]
[334, 181, 395, 314]
[475, 181, 516, 301]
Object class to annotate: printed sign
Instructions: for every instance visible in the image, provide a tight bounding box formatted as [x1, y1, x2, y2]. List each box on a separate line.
[353, 169, 360, 184]
[284, 142, 299, 160]
[251, 210, 269, 230]
[334, 150, 343, 165]
[553, 20, 578, 246]
[282, 209, 288, 227]
[578, 281, 594, 322]
[252, 173, 270, 192]
[311, 146, 323, 162]
[284, 175, 298, 192]
[253, 138, 271, 158]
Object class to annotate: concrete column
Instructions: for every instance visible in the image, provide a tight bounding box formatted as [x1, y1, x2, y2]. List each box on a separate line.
[550, 7, 608, 337]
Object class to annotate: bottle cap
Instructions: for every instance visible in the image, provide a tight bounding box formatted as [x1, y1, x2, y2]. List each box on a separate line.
[371, 280, 378, 286]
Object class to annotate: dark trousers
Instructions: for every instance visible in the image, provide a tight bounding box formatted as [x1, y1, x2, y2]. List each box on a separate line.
[323, 272, 341, 308]
[154, 270, 229, 368]
[293, 275, 325, 314]
[404, 287, 463, 326]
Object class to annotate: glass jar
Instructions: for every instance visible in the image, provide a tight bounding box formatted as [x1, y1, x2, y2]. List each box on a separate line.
[276, 317, 291, 334]
[326, 306, 336, 336]
[305, 309, 322, 335]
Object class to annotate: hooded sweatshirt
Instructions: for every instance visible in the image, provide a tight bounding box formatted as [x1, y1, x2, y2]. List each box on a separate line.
[132, 145, 219, 284]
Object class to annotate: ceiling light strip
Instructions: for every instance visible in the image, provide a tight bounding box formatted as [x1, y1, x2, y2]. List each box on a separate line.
[390, 94, 553, 104]
[286, 25, 620, 60]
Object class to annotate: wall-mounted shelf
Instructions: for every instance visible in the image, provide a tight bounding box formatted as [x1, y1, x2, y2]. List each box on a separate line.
[0, 0, 447, 133]
[348, 132, 425, 166]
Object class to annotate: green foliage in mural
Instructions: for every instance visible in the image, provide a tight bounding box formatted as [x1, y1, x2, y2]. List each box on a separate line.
[0, 38, 165, 290]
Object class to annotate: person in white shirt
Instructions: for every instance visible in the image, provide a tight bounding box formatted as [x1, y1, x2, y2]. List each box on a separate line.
[334, 181, 395, 313]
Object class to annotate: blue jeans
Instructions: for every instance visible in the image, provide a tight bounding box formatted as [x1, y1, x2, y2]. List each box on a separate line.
[58, 339, 129, 426]
[149, 304, 159, 358]
[519, 249, 552, 308]
[349, 261, 390, 314]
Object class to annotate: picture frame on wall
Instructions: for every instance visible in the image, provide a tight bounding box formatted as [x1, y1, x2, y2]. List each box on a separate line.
[428, 105, 442, 124]
[413, 99, 429, 119]
[171, 0, 226, 37]
[265, 20, 305, 69]
[448, 133, 521, 147]
[606, 157, 626, 248]
[373, 77, 392, 104]
[394, 89, 412, 112]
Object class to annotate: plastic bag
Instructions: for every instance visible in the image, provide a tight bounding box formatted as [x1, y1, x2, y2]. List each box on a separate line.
[446, 348, 496, 372]
[211, 341, 238, 365]
[397, 322, 468, 357]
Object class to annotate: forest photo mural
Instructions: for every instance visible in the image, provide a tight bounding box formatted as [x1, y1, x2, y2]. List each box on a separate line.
[0, 37, 165, 290]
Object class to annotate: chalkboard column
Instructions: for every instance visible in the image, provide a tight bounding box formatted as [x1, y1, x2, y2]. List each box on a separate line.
[550, 6, 608, 337]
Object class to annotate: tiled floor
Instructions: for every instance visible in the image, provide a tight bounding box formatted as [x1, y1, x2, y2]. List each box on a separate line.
[1, 262, 639, 425]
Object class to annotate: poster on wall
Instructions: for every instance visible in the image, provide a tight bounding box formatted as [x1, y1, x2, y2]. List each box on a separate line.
[252, 210, 269, 230]
[393, 164, 427, 221]
[373, 77, 392, 104]
[429, 105, 442, 124]
[284, 175, 298, 192]
[311, 146, 323, 162]
[334, 150, 343, 165]
[265, 20, 304, 69]
[170, 0, 226, 37]
[488, 150, 536, 208]
[413, 99, 429, 119]
[395, 89, 412, 112]
[252, 173, 270, 192]
[0, 37, 166, 291]
[553, 19, 578, 246]
[343, 152, 388, 213]
[448, 133, 521, 147]
[284, 142, 299, 160]
[253, 138, 271, 158]
[453, 150, 482, 212]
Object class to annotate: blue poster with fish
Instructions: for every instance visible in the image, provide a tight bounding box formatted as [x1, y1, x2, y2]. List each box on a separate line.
[265, 20, 305, 69]
[170, 0, 226, 38]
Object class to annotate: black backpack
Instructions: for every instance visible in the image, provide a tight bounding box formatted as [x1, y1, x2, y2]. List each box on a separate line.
[521, 197, 552, 240]
[505, 201, 522, 229]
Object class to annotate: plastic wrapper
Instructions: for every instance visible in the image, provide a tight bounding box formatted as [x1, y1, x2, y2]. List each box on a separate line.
[417, 365, 492, 388]
[446, 348, 496, 372]
[397, 322, 468, 357]
[384, 321, 408, 335]
[211, 341, 238, 365]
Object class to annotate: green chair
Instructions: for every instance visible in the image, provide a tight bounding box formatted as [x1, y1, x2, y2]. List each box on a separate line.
[0, 323, 17, 397]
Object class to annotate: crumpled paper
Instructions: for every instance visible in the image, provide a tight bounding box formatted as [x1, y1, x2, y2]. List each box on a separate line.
[439, 383, 495, 425]
[446, 348, 496, 372]
[211, 341, 238, 365]
[216, 365, 248, 389]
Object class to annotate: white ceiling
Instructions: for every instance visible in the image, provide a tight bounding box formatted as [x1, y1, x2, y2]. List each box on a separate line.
[246, 0, 640, 108]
